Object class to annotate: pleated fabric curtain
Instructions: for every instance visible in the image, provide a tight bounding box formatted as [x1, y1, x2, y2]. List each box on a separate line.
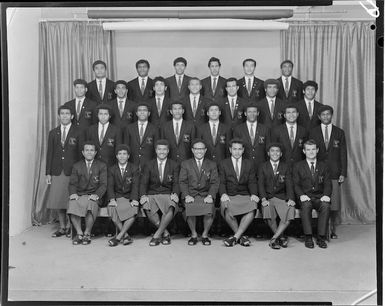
[32, 21, 116, 225]
[281, 21, 375, 223]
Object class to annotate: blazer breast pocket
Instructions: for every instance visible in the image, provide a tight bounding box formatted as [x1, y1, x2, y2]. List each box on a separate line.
[278, 174, 286, 183]
[258, 136, 265, 144]
[84, 111, 92, 119]
[92, 175, 100, 183]
[183, 134, 191, 143]
[333, 140, 340, 148]
[125, 176, 133, 184]
[318, 175, 324, 184]
[219, 135, 226, 144]
[106, 138, 115, 147]
[145, 137, 153, 145]
[68, 137, 77, 145]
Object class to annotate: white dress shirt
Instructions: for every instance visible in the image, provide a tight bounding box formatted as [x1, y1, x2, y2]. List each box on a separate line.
[189, 93, 200, 110]
[246, 120, 257, 136]
[60, 123, 72, 141]
[155, 95, 165, 112]
[286, 122, 297, 139]
[173, 118, 183, 135]
[231, 156, 242, 173]
[116, 97, 126, 111]
[98, 122, 109, 139]
[96, 77, 106, 97]
[270, 160, 280, 172]
[138, 76, 148, 88]
[281, 75, 292, 89]
[208, 120, 220, 136]
[304, 98, 315, 116]
[211, 75, 219, 89]
[306, 159, 317, 170]
[75, 96, 86, 112]
[157, 158, 167, 180]
[138, 120, 148, 132]
[175, 74, 184, 84]
[321, 123, 332, 142]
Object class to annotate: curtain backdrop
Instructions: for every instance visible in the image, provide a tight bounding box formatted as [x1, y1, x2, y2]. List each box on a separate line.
[281, 21, 376, 223]
[31, 21, 116, 225]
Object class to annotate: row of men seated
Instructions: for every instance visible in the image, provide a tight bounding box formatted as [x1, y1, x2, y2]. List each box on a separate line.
[46, 101, 347, 249]
[82, 58, 304, 107]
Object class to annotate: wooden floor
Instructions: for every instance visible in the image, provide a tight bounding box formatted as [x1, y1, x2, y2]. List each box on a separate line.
[7, 224, 377, 305]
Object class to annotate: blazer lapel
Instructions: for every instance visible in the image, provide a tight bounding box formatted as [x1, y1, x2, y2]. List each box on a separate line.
[244, 123, 253, 145]
[326, 125, 336, 152]
[177, 120, 186, 145]
[63, 125, 75, 147]
[141, 123, 150, 144]
[134, 123, 141, 145]
[191, 159, 201, 178]
[101, 124, 112, 145]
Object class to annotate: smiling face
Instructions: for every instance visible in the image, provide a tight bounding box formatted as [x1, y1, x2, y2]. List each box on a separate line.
[319, 110, 332, 125]
[303, 144, 319, 160]
[229, 143, 244, 159]
[115, 84, 128, 99]
[192, 142, 207, 160]
[226, 80, 238, 97]
[266, 84, 279, 98]
[174, 62, 186, 75]
[116, 150, 129, 165]
[170, 103, 184, 120]
[284, 107, 299, 124]
[94, 64, 106, 78]
[188, 79, 202, 95]
[281, 62, 293, 77]
[98, 109, 110, 125]
[304, 86, 317, 100]
[59, 109, 74, 125]
[268, 146, 282, 162]
[82, 144, 97, 161]
[137, 63, 149, 77]
[156, 144, 169, 160]
[136, 105, 150, 121]
[207, 105, 221, 121]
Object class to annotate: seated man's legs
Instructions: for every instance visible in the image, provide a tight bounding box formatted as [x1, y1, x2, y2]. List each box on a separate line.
[223, 209, 239, 234]
[300, 200, 315, 248]
[202, 213, 214, 239]
[146, 207, 174, 239]
[313, 200, 330, 239]
[70, 214, 83, 236]
[116, 216, 135, 241]
[186, 216, 198, 238]
[84, 211, 96, 237]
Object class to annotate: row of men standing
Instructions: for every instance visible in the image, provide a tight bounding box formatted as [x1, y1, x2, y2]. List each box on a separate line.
[46, 57, 347, 244]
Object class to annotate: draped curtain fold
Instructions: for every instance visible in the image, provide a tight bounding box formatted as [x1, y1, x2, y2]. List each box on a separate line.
[281, 21, 375, 223]
[32, 21, 116, 225]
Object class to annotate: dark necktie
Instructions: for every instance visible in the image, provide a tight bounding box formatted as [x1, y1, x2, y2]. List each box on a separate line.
[311, 162, 315, 176]
[285, 77, 289, 97]
[247, 78, 252, 95]
[231, 98, 235, 118]
[87, 161, 92, 176]
[178, 76, 182, 92]
[98, 80, 103, 99]
[289, 125, 295, 148]
[76, 100, 81, 119]
[175, 121, 179, 144]
[99, 124, 105, 145]
[250, 123, 255, 145]
[307, 101, 313, 119]
[273, 163, 278, 175]
[159, 161, 163, 183]
[192, 96, 197, 117]
[61, 126, 66, 147]
[120, 167, 125, 178]
[212, 78, 217, 94]
[270, 99, 275, 119]
[235, 159, 240, 181]
[212, 123, 217, 145]
[325, 125, 329, 149]
[141, 78, 145, 95]
[119, 100, 124, 117]
[139, 123, 144, 143]
[197, 160, 202, 172]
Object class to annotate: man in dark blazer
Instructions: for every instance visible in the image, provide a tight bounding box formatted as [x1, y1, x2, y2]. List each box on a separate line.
[297, 81, 322, 130]
[179, 139, 219, 246]
[276, 60, 303, 104]
[271, 104, 308, 167]
[148, 76, 172, 129]
[201, 57, 227, 102]
[85, 104, 122, 168]
[127, 59, 154, 103]
[67, 141, 107, 245]
[161, 101, 195, 164]
[182, 77, 211, 127]
[106, 144, 140, 246]
[233, 103, 270, 172]
[46, 105, 82, 238]
[108, 80, 137, 131]
[86, 60, 116, 104]
[123, 102, 159, 171]
[258, 143, 296, 249]
[237, 58, 265, 103]
[64, 79, 98, 133]
[166, 57, 192, 101]
[219, 77, 247, 131]
[197, 102, 232, 164]
[309, 105, 347, 239]
[219, 139, 259, 247]
[293, 139, 332, 249]
[256, 79, 285, 129]
[140, 139, 180, 246]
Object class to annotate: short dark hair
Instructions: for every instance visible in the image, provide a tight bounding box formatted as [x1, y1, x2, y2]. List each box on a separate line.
[58, 105, 73, 115]
[82, 141, 97, 151]
[244, 102, 259, 111]
[114, 80, 127, 88]
[206, 102, 221, 112]
[225, 77, 238, 86]
[188, 77, 201, 85]
[318, 105, 334, 115]
[96, 104, 112, 115]
[136, 102, 150, 111]
[136, 59, 150, 69]
[92, 60, 106, 70]
[242, 58, 256, 67]
[153, 76, 166, 86]
[173, 57, 187, 66]
[264, 79, 280, 89]
[155, 139, 170, 149]
[191, 138, 206, 149]
[169, 100, 185, 109]
[115, 144, 131, 155]
[303, 80, 318, 92]
[229, 138, 244, 148]
[303, 139, 318, 149]
[208, 57, 221, 67]
[267, 142, 283, 152]
[73, 79, 87, 87]
[283, 104, 299, 112]
[280, 60, 294, 68]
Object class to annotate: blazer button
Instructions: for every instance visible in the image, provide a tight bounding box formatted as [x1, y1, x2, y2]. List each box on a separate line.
[312, 187, 315, 190]
[213, 155, 216, 158]
[177, 155, 179, 158]
[62, 157, 64, 160]
[139, 154, 141, 157]
[252, 157, 255, 159]
[198, 184, 200, 187]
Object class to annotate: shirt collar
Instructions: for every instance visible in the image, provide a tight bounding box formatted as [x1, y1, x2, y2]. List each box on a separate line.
[176, 74, 184, 79]
[138, 120, 148, 126]
[270, 159, 280, 167]
[96, 77, 106, 83]
[157, 158, 167, 165]
[117, 97, 126, 102]
[190, 93, 200, 100]
[282, 75, 292, 81]
[266, 96, 276, 102]
[231, 156, 242, 164]
[321, 123, 332, 129]
[306, 159, 317, 168]
[138, 76, 148, 82]
[173, 118, 183, 124]
[247, 120, 257, 127]
[195, 157, 204, 164]
[286, 122, 297, 129]
[118, 163, 128, 170]
[61, 123, 72, 130]
[228, 95, 237, 101]
[211, 75, 219, 80]
[155, 94, 165, 99]
[85, 159, 94, 165]
[245, 75, 254, 80]
[304, 98, 315, 104]
[76, 96, 85, 102]
[98, 121, 109, 128]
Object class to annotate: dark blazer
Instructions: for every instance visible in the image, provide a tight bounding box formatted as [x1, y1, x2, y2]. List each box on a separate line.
[148, 96, 172, 129]
[107, 98, 137, 130]
[107, 162, 140, 201]
[46, 125, 82, 176]
[237, 76, 265, 102]
[165, 74, 192, 101]
[64, 98, 97, 132]
[197, 122, 232, 164]
[276, 76, 303, 104]
[256, 97, 285, 129]
[309, 125, 347, 179]
[182, 95, 211, 127]
[292, 160, 332, 199]
[201, 76, 227, 102]
[161, 119, 196, 164]
[233, 122, 270, 171]
[219, 96, 247, 130]
[85, 123, 122, 167]
[297, 99, 322, 130]
[127, 77, 154, 102]
[258, 160, 295, 201]
[69, 159, 107, 200]
[218, 158, 258, 196]
[140, 158, 180, 196]
[123, 121, 159, 169]
[270, 123, 308, 166]
[179, 158, 219, 200]
[86, 79, 116, 104]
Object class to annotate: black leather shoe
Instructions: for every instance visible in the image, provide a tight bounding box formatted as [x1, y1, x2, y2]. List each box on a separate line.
[269, 238, 281, 249]
[330, 232, 338, 239]
[305, 237, 314, 248]
[316, 237, 328, 248]
[279, 237, 288, 248]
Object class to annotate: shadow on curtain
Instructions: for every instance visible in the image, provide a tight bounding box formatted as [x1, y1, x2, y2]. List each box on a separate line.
[280, 21, 376, 223]
[31, 21, 116, 225]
